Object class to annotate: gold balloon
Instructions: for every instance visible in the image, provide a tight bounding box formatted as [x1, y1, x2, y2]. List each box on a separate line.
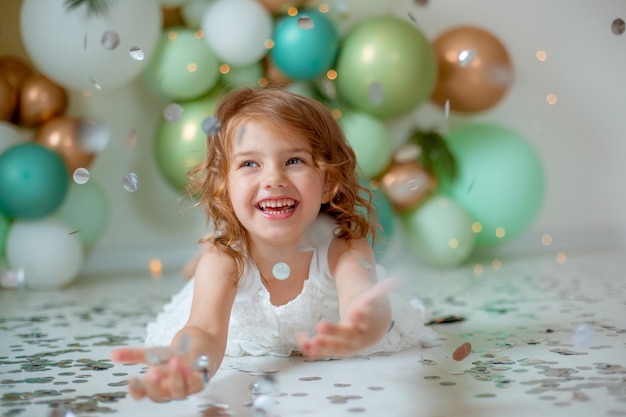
[18, 75, 68, 127]
[380, 160, 437, 212]
[161, 6, 185, 28]
[258, 0, 305, 13]
[0, 56, 33, 91]
[263, 56, 291, 88]
[34, 116, 95, 174]
[430, 26, 514, 113]
[0, 75, 17, 122]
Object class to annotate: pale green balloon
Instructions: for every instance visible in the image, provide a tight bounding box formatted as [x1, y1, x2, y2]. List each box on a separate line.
[437, 123, 545, 246]
[55, 180, 110, 248]
[400, 194, 475, 268]
[155, 91, 223, 193]
[222, 62, 264, 89]
[335, 16, 437, 119]
[144, 28, 220, 101]
[339, 109, 393, 179]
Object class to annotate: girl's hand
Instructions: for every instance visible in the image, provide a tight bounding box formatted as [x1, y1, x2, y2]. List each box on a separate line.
[297, 277, 399, 358]
[110, 346, 207, 402]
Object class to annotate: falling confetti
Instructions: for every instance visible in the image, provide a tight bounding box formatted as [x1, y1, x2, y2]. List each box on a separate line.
[571, 324, 595, 348]
[272, 262, 291, 280]
[612, 18, 625, 35]
[73, 167, 90, 185]
[452, 342, 472, 361]
[444, 99, 450, 119]
[368, 81, 384, 106]
[101, 31, 120, 50]
[202, 116, 221, 136]
[88, 77, 102, 91]
[122, 173, 139, 192]
[407, 11, 417, 23]
[163, 103, 184, 122]
[129, 46, 145, 61]
[297, 16, 315, 30]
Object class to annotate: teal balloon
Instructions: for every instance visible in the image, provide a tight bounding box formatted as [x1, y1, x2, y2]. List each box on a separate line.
[359, 179, 395, 259]
[0, 143, 69, 219]
[400, 194, 475, 268]
[437, 124, 545, 246]
[222, 62, 264, 89]
[271, 9, 339, 80]
[335, 16, 437, 119]
[155, 91, 222, 193]
[145, 28, 220, 101]
[56, 180, 110, 248]
[339, 109, 393, 179]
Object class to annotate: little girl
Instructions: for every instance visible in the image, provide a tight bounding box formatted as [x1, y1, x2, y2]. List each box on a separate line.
[111, 87, 437, 402]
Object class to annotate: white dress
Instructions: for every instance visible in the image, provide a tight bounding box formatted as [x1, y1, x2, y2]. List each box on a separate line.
[145, 218, 439, 357]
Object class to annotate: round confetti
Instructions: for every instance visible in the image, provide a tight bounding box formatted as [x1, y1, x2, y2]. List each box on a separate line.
[612, 18, 625, 35]
[122, 173, 139, 192]
[101, 31, 120, 50]
[72, 168, 90, 185]
[297, 16, 314, 30]
[452, 342, 472, 361]
[368, 81, 384, 106]
[163, 103, 184, 122]
[129, 46, 145, 61]
[202, 116, 221, 136]
[272, 262, 291, 280]
[78, 120, 111, 153]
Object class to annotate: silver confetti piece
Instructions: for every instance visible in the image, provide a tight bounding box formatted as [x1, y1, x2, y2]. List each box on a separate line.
[144, 347, 172, 365]
[177, 334, 191, 356]
[458, 49, 476, 67]
[73, 167, 90, 185]
[129, 46, 145, 61]
[101, 31, 120, 50]
[202, 116, 221, 136]
[123, 173, 139, 192]
[297, 16, 314, 30]
[192, 355, 211, 384]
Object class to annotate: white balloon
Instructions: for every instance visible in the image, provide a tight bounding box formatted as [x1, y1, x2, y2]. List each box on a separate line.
[20, 0, 162, 92]
[201, 0, 272, 66]
[0, 121, 23, 155]
[6, 218, 85, 290]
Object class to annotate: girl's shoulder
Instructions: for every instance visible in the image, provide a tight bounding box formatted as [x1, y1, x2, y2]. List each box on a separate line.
[195, 242, 240, 284]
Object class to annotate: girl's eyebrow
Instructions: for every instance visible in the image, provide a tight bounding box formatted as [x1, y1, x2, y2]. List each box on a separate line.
[232, 147, 312, 159]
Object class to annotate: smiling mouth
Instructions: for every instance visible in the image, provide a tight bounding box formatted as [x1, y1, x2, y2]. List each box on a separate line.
[257, 198, 297, 214]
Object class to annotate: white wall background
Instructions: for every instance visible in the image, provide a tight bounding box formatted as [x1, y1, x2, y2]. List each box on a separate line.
[1, 0, 625, 277]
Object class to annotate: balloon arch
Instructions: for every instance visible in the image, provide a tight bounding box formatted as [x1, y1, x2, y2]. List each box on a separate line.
[0, 0, 545, 289]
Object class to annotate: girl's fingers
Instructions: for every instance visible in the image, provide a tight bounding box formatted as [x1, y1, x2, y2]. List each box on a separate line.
[168, 358, 188, 399]
[128, 377, 147, 400]
[144, 368, 168, 402]
[110, 347, 149, 364]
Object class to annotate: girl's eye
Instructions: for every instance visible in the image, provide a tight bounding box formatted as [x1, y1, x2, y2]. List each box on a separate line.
[241, 160, 258, 168]
[287, 157, 304, 165]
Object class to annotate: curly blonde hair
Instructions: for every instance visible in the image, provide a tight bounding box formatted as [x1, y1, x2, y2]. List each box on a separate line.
[188, 87, 376, 281]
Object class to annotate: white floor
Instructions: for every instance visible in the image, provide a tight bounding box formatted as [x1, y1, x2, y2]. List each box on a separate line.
[1, 248, 625, 417]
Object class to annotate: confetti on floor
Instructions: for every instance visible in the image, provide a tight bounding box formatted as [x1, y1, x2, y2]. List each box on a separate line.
[1, 250, 625, 416]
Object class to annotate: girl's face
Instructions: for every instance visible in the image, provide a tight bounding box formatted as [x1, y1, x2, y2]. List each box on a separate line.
[227, 120, 330, 249]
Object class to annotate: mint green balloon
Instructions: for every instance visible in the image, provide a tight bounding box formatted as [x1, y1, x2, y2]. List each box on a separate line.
[155, 91, 223, 193]
[437, 124, 545, 246]
[340, 110, 393, 179]
[222, 62, 264, 89]
[359, 179, 395, 259]
[400, 194, 475, 268]
[335, 16, 437, 119]
[56, 180, 110, 248]
[145, 28, 220, 101]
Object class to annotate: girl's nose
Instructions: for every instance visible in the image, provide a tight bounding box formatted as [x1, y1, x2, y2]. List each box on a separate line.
[262, 165, 287, 188]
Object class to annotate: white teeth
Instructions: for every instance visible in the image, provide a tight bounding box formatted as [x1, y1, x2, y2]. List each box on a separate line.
[258, 199, 295, 210]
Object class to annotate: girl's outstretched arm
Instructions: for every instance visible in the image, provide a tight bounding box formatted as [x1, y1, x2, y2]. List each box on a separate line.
[111, 245, 238, 402]
[297, 238, 395, 358]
